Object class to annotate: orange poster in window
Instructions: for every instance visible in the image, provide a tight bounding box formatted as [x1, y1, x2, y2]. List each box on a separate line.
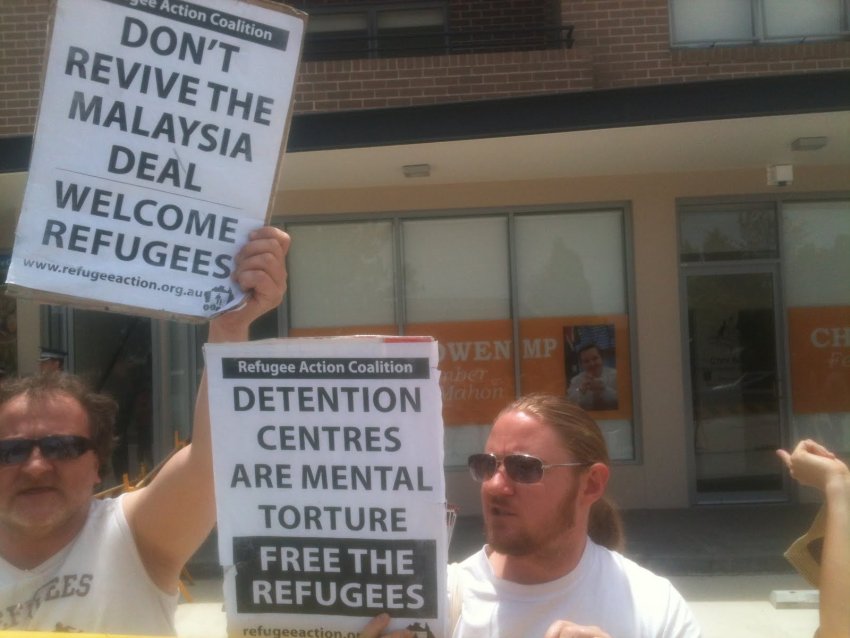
[787, 306, 850, 414]
[288, 325, 398, 338]
[407, 316, 632, 425]
[406, 320, 515, 426]
[520, 315, 632, 420]
[292, 318, 633, 425]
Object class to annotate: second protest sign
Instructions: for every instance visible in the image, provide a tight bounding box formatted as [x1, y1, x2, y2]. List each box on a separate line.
[206, 336, 447, 636]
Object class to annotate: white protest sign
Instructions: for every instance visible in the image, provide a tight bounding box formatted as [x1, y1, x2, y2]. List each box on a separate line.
[206, 337, 448, 637]
[7, 0, 304, 320]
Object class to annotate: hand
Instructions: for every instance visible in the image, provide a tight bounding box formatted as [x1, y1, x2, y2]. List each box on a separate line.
[359, 613, 414, 638]
[210, 226, 290, 342]
[544, 620, 613, 638]
[580, 378, 604, 396]
[777, 439, 850, 492]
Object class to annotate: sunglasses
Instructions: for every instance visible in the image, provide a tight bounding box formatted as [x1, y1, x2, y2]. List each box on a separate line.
[0, 435, 95, 465]
[468, 453, 590, 484]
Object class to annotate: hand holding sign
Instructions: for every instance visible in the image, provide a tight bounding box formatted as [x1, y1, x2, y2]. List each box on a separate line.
[8, 0, 305, 320]
[210, 226, 290, 342]
[359, 613, 415, 638]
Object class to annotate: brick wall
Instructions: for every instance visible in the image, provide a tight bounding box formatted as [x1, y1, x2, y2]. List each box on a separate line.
[562, 0, 850, 88]
[294, 49, 593, 111]
[0, 0, 51, 136]
[447, 0, 552, 51]
[450, 0, 549, 31]
[1, 0, 848, 135]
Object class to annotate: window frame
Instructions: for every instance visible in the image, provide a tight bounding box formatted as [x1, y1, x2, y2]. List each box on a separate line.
[676, 191, 850, 462]
[669, 0, 850, 47]
[303, 1, 449, 61]
[276, 202, 642, 465]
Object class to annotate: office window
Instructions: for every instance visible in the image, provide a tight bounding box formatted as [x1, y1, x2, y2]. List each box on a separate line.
[679, 204, 779, 262]
[283, 207, 637, 464]
[763, 0, 845, 40]
[286, 221, 396, 334]
[782, 200, 850, 454]
[515, 212, 627, 316]
[402, 217, 512, 465]
[515, 211, 634, 460]
[670, 0, 848, 45]
[671, 0, 754, 45]
[402, 217, 510, 322]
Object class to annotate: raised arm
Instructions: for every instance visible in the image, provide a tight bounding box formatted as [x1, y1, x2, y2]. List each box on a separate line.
[123, 226, 290, 592]
[778, 440, 850, 638]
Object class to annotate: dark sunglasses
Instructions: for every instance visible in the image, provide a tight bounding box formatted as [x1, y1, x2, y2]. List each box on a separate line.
[468, 452, 590, 484]
[0, 435, 95, 465]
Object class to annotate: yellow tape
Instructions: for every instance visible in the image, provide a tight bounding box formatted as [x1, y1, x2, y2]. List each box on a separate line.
[0, 633, 165, 637]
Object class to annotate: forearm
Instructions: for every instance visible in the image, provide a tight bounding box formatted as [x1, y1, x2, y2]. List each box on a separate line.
[208, 312, 251, 345]
[179, 318, 251, 515]
[187, 316, 251, 476]
[819, 472, 850, 638]
[141, 320, 251, 566]
[123, 227, 288, 590]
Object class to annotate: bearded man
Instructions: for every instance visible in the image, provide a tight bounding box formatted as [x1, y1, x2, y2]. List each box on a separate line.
[0, 227, 289, 635]
[450, 394, 699, 637]
[363, 394, 699, 638]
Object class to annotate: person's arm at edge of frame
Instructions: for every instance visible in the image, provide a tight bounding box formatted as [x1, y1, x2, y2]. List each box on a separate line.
[778, 440, 850, 638]
[122, 227, 291, 593]
[818, 450, 850, 638]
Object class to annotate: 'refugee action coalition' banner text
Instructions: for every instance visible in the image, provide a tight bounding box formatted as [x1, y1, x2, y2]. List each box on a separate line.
[206, 337, 449, 637]
[7, 0, 304, 320]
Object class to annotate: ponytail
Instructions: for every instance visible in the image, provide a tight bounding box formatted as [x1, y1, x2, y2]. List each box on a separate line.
[588, 496, 625, 552]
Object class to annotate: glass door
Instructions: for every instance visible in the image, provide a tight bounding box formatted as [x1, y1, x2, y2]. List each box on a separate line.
[684, 266, 787, 503]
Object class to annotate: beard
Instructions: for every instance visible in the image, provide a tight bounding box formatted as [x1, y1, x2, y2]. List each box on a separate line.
[485, 479, 581, 557]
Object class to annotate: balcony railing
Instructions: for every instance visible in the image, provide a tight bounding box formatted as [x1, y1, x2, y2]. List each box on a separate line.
[304, 25, 575, 62]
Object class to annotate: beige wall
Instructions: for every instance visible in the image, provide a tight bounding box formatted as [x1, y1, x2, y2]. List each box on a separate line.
[2, 161, 847, 509]
[273, 163, 850, 510]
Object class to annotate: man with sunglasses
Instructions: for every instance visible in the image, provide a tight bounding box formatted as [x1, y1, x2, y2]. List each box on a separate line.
[456, 394, 697, 638]
[363, 393, 698, 638]
[0, 227, 290, 635]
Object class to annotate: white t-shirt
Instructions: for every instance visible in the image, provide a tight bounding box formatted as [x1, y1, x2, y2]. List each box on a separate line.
[451, 540, 700, 638]
[0, 494, 178, 635]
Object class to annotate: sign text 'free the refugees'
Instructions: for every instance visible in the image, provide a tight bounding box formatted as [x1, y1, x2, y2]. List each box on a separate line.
[206, 339, 446, 635]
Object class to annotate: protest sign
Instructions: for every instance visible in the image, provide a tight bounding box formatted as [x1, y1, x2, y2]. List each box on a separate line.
[7, 0, 304, 320]
[206, 336, 448, 637]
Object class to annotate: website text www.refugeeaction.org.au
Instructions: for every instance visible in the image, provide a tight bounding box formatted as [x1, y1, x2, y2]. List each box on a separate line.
[242, 626, 358, 638]
[21, 258, 205, 299]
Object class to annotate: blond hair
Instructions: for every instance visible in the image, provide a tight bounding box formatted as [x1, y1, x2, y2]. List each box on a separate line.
[498, 393, 625, 551]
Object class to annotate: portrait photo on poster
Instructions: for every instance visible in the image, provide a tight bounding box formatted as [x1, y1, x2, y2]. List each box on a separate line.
[564, 324, 619, 411]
